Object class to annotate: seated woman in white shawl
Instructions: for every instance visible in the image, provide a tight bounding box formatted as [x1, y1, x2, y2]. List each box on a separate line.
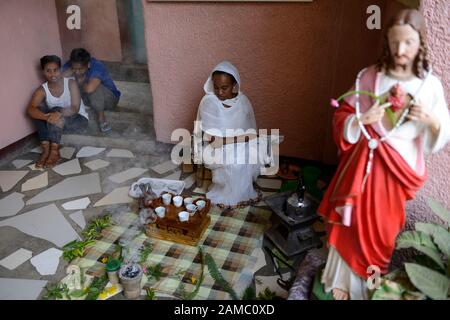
[195, 61, 260, 207]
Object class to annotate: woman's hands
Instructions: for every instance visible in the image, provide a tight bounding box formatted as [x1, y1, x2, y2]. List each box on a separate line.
[407, 100, 440, 134]
[205, 133, 258, 148]
[360, 100, 392, 125]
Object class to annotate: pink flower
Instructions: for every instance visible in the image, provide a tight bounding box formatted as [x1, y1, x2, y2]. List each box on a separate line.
[142, 267, 148, 274]
[330, 99, 339, 108]
[388, 84, 407, 112]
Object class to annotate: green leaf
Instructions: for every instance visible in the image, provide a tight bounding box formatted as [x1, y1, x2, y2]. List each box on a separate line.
[396, 231, 445, 270]
[431, 228, 450, 258]
[179, 247, 205, 300]
[69, 289, 87, 298]
[258, 287, 280, 300]
[427, 199, 450, 225]
[385, 108, 397, 127]
[415, 222, 441, 236]
[371, 280, 405, 300]
[205, 253, 239, 300]
[404, 263, 449, 300]
[145, 288, 156, 300]
[414, 254, 444, 273]
[415, 222, 450, 257]
[241, 286, 256, 300]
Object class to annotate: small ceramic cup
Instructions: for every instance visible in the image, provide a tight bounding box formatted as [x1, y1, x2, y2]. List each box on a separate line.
[178, 211, 189, 222]
[186, 204, 198, 216]
[183, 197, 193, 206]
[196, 200, 206, 210]
[155, 206, 166, 219]
[173, 196, 183, 208]
[162, 193, 172, 206]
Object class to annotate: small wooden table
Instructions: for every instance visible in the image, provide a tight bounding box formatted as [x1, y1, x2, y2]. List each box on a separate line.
[144, 196, 211, 246]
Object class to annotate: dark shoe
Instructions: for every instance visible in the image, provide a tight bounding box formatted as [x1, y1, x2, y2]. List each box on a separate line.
[99, 121, 112, 133]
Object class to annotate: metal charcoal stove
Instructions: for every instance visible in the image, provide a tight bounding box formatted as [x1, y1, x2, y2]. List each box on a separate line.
[264, 176, 322, 258]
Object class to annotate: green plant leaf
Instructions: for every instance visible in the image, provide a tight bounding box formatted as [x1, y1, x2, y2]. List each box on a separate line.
[396, 231, 445, 270]
[404, 263, 449, 300]
[242, 286, 256, 300]
[146, 288, 156, 300]
[427, 199, 450, 225]
[432, 228, 450, 258]
[385, 108, 397, 127]
[257, 287, 283, 300]
[179, 247, 205, 300]
[415, 222, 450, 257]
[415, 222, 441, 236]
[205, 253, 238, 300]
[69, 289, 87, 298]
[371, 279, 405, 300]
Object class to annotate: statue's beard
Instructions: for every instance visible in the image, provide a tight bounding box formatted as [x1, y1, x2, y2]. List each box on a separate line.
[395, 63, 408, 70]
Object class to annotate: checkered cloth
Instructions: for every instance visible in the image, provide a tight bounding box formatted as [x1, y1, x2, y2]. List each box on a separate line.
[73, 205, 272, 300]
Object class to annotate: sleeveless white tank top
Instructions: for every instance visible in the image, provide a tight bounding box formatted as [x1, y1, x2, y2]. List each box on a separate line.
[42, 78, 89, 119]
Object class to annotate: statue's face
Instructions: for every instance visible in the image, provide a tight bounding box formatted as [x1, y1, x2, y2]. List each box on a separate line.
[387, 24, 421, 69]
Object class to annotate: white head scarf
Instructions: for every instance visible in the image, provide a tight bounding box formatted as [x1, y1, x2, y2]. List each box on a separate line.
[203, 60, 241, 98]
[197, 61, 256, 138]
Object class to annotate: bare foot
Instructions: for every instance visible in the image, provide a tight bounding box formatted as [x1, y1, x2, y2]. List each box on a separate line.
[332, 288, 349, 300]
[36, 142, 50, 168]
[45, 144, 60, 168]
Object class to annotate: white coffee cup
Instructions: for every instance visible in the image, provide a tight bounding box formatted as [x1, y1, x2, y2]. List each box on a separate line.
[178, 211, 189, 222]
[196, 200, 206, 210]
[186, 204, 198, 216]
[155, 207, 166, 219]
[162, 193, 172, 206]
[173, 196, 183, 208]
[183, 197, 193, 206]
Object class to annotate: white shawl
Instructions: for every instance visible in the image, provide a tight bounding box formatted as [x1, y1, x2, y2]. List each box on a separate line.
[196, 61, 257, 138]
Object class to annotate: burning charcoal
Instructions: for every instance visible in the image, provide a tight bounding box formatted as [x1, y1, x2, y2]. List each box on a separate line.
[121, 264, 141, 278]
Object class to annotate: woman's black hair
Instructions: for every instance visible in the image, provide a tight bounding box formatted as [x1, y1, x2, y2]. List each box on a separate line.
[70, 48, 91, 65]
[40, 55, 61, 70]
[212, 70, 237, 84]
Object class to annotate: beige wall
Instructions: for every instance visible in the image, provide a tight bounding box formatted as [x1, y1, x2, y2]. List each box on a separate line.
[405, 0, 450, 226]
[56, 0, 122, 62]
[142, 0, 395, 163]
[0, 0, 62, 150]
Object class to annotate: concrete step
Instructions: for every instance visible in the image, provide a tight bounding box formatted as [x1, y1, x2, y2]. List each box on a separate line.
[84, 109, 155, 137]
[61, 133, 172, 156]
[115, 81, 153, 115]
[62, 110, 173, 155]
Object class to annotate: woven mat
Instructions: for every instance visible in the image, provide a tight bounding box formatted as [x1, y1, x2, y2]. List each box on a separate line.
[73, 205, 272, 300]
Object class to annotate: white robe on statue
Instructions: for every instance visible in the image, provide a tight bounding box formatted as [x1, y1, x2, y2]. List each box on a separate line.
[195, 61, 261, 206]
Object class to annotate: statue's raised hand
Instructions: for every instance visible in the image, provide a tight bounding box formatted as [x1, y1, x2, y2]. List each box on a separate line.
[360, 100, 392, 125]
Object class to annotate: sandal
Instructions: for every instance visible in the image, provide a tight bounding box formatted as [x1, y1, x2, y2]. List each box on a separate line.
[45, 143, 61, 168]
[36, 142, 50, 168]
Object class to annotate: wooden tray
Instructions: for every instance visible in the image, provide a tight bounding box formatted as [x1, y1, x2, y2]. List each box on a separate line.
[144, 196, 211, 246]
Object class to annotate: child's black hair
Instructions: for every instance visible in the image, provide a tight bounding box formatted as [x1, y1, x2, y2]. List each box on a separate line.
[40, 55, 61, 70]
[212, 70, 237, 84]
[70, 48, 91, 65]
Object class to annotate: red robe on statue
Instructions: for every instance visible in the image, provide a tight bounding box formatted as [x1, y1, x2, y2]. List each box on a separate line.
[318, 101, 427, 279]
